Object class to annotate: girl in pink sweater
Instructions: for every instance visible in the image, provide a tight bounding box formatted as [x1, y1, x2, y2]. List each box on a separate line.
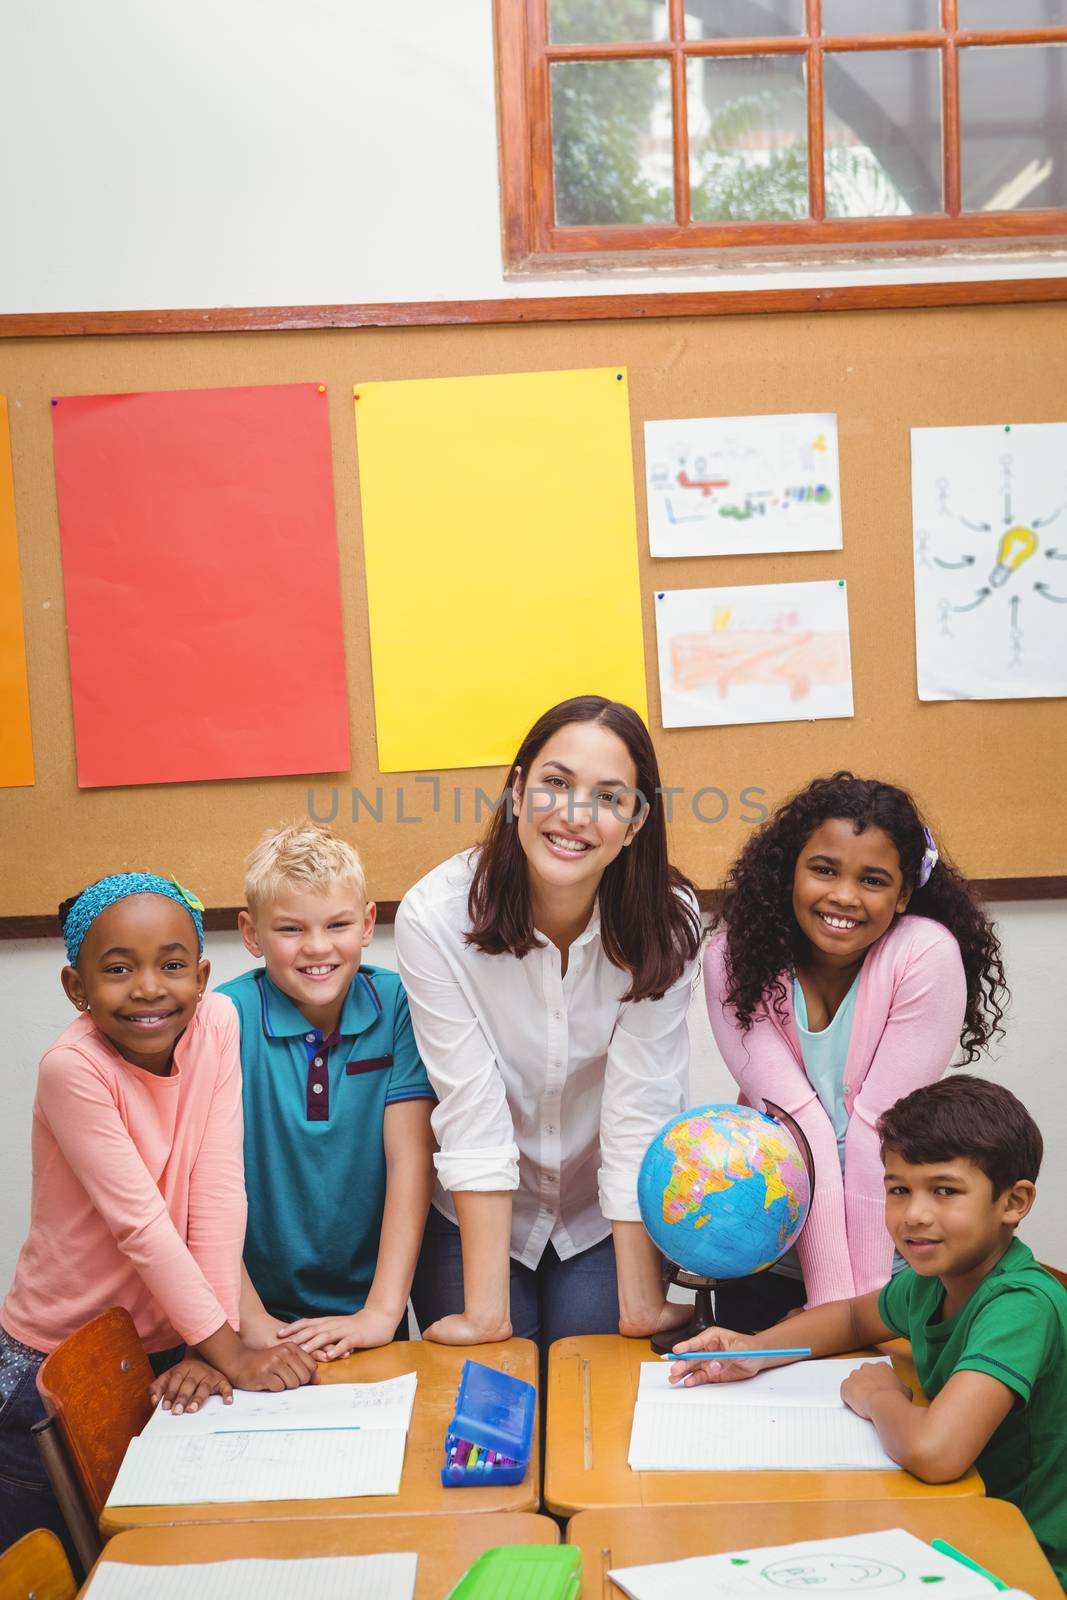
[0, 874, 317, 1560]
[704, 775, 1007, 1330]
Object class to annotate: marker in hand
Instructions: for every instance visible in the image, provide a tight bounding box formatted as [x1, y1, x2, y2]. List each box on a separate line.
[660, 1346, 812, 1362]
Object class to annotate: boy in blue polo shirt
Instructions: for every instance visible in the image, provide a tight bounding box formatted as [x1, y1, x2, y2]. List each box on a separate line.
[668, 1077, 1067, 1586]
[219, 823, 435, 1357]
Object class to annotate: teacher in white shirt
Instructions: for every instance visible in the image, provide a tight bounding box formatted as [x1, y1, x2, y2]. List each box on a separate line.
[397, 695, 702, 1355]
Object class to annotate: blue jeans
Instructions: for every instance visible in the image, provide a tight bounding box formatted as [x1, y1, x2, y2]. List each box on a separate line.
[410, 1205, 621, 1359]
[0, 1327, 181, 1566]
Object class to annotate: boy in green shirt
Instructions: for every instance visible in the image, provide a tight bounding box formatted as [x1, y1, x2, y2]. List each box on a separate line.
[670, 1076, 1067, 1586]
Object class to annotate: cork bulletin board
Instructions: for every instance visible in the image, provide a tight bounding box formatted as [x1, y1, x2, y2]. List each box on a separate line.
[1, 297, 1065, 923]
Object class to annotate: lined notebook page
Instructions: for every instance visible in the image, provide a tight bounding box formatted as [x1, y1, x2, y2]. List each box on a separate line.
[107, 1427, 407, 1506]
[141, 1374, 417, 1437]
[628, 1359, 900, 1471]
[84, 1553, 418, 1599]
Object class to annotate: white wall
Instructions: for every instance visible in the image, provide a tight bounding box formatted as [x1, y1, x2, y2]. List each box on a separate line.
[2, 902, 1063, 1295]
[2, 0, 1065, 316]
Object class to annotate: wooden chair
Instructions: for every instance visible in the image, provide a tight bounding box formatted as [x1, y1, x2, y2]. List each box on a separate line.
[34, 1308, 155, 1568]
[0, 1529, 76, 1600]
[1040, 1262, 1067, 1290]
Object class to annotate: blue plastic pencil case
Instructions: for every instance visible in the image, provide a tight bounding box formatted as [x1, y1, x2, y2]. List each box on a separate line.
[441, 1359, 536, 1487]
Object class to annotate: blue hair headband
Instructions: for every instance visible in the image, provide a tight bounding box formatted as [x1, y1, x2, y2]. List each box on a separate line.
[62, 873, 205, 966]
[917, 827, 939, 889]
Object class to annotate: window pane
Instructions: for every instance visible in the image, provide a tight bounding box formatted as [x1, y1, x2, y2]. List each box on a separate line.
[684, 0, 803, 40]
[821, 0, 937, 32]
[959, 0, 1067, 23]
[824, 49, 942, 215]
[961, 45, 1067, 210]
[551, 60, 674, 224]
[689, 56, 809, 221]
[548, 0, 667, 44]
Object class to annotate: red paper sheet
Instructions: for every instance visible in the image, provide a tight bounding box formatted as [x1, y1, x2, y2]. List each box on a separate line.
[52, 383, 350, 787]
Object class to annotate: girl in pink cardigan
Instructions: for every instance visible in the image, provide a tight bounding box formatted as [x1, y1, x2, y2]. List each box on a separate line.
[704, 774, 1007, 1331]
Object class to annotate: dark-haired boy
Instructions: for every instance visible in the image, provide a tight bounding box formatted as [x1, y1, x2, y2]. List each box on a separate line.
[670, 1076, 1067, 1586]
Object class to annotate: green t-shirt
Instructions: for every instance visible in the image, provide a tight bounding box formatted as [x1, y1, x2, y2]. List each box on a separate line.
[879, 1237, 1067, 1587]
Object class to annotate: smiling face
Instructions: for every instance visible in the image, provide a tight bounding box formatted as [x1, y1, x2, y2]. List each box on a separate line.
[512, 720, 645, 907]
[62, 894, 208, 1074]
[792, 817, 909, 972]
[883, 1150, 1033, 1289]
[239, 882, 376, 1035]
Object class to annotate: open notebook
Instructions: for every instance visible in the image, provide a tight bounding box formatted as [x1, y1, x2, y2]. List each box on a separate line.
[609, 1528, 1028, 1600]
[107, 1374, 417, 1506]
[83, 1553, 418, 1600]
[628, 1358, 900, 1472]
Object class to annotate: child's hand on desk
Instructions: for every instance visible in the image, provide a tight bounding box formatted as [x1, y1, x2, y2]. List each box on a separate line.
[422, 1312, 513, 1345]
[840, 1360, 913, 1419]
[229, 1343, 320, 1392]
[239, 1308, 289, 1350]
[276, 1305, 400, 1360]
[667, 1326, 761, 1387]
[149, 1358, 233, 1417]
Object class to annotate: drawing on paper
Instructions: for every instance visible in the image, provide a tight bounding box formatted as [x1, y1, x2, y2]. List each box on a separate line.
[655, 581, 854, 729]
[645, 413, 843, 558]
[912, 422, 1067, 701]
[761, 1555, 906, 1589]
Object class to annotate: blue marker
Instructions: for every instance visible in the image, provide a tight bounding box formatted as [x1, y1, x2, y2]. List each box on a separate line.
[660, 1346, 812, 1362]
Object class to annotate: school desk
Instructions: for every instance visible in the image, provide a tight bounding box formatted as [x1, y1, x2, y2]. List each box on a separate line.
[544, 1336, 983, 1516]
[99, 1337, 539, 1536]
[566, 1499, 1060, 1600]
[80, 1512, 558, 1596]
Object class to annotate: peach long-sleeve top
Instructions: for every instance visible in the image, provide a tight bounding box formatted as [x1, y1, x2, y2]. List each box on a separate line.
[1, 992, 245, 1354]
[704, 916, 967, 1306]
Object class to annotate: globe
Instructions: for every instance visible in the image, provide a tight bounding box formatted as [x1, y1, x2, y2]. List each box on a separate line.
[638, 1103, 812, 1281]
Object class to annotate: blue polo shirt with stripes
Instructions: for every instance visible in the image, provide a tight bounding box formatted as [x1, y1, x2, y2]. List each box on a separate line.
[217, 964, 434, 1323]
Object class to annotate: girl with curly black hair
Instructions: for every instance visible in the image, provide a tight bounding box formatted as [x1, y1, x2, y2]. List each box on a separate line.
[704, 772, 1008, 1332]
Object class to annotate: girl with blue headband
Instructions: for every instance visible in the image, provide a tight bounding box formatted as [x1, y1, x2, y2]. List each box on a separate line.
[703, 774, 1008, 1333]
[0, 873, 317, 1560]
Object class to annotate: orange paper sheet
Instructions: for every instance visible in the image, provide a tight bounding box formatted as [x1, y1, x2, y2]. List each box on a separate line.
[52, 383, 350, 787]
[0, 396, 34, 787]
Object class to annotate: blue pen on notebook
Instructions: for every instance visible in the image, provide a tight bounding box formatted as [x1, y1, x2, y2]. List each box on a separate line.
[660, 1346, 812, 1361]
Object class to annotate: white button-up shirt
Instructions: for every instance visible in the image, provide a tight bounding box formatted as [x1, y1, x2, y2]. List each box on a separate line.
[394, 850, 698, 1268]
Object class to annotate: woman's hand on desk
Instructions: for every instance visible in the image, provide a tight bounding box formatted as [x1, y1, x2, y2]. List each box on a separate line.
[667, 1326, 762, 1386]
[277, 1304, 401, 1359]
[421, 1311, 513, 1345]
[619, 1297, 694, 1341]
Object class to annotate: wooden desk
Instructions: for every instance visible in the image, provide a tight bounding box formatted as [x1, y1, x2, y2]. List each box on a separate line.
[567, 1500, 1060, 1600]
[545, 1336, 983, 1516]
[83, 1512, 557, 1596]
[101, 1338, 538, 1535]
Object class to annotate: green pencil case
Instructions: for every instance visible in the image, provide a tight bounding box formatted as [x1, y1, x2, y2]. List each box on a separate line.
[444, 1545, 582, 1599]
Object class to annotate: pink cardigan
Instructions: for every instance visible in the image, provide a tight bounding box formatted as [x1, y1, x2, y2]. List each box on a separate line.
[2, 993, 245, 1354]
[703, 916, 967, 1305]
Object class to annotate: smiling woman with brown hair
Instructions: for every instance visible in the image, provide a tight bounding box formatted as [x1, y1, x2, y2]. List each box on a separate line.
[396, 695, 702, 1360]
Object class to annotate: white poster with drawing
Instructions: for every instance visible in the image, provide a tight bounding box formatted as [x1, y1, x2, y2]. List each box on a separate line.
[912, 422, 1067, 700]
[644, 413, 843, 558]
[654, 580, 854, 729]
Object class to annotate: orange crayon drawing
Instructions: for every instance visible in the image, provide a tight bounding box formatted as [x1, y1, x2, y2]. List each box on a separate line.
[671, 627, 850, 703]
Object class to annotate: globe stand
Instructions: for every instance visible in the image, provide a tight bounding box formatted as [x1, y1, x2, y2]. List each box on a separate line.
[650, 1267, 719, 1354]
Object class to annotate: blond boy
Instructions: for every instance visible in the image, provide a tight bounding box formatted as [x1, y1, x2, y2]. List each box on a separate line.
[219, 824, 434, 1356]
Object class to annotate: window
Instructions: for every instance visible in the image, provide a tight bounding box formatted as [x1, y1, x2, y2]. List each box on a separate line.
[496, 0, 1067, 267]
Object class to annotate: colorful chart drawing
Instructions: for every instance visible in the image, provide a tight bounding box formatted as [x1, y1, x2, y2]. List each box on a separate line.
[655, 581, 854, 729]
[52, 383, 350, 787]
[912, 422, 1067, 701]
[0, 396, 34, 787]
[354, 367, 647, 771]
[645, 412, 843, 558]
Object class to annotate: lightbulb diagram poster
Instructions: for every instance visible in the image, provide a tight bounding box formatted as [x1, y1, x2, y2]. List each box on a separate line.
[912, 422, 1067, 701]
[654, 580, 853, 729]
[52, 383, 350, 787]
[355, 367, 647, 771]
[0, 396, 34, 787]
[644, 412, 843, 558]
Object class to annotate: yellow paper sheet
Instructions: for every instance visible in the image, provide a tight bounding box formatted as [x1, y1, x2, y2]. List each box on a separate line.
[0, 396, 34, 786]
[354, 367, 648, 771]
